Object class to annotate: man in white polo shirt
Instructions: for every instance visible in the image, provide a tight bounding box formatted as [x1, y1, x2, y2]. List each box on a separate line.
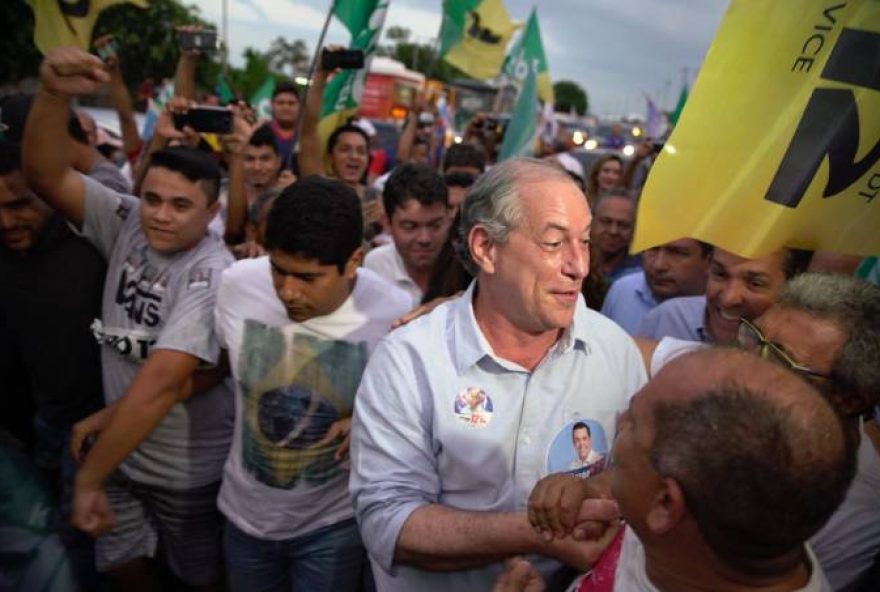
[363, 162, 450, 307]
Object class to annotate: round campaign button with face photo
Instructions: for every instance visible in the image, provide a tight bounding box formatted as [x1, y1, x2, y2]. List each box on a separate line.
[546, 419, 609, 478]
[453, 387, 493, 428]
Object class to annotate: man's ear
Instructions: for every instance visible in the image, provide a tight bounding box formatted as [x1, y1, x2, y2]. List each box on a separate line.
[208, 197, 221, 218]
[345, 246, 365, 278]
[468, 225, 496, 274]
[645, 477, 687, 535]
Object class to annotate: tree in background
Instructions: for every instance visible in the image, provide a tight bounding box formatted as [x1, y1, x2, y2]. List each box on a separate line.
[264, 37, 310, 80]
[93, 0, 218, 93]
[0, 1, 43, 84]
[553, 80, 589, 115]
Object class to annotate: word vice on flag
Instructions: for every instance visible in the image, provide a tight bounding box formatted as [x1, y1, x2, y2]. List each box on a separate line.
[632, 0, 880, 258]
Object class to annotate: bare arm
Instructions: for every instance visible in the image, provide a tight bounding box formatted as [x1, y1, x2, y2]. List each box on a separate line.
[172, 29, 200, 100]
[396, 95, 423, 164]
[96, 35, 143, 157]
[73, 349, 200, 494]
[22, 48, 109, 228]
[222, 103, 253, 245]
[633, 337, 658, 376]
[132, 97, 195, 195]
[297, 61, 330, 178]
[396, 505, 615, 572]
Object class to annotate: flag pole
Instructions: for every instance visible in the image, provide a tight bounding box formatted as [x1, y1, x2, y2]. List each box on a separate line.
[221, 0, 229, 76]
[290, 0, 336, 170]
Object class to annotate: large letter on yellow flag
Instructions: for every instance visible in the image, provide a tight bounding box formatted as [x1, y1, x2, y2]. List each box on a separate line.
[30, 0, 148, 55]
[439, 0, 519, 80]
[632, 0, 880, 258]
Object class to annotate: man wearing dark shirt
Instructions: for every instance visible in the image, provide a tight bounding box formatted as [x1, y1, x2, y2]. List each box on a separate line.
[0, 139, 105, 469]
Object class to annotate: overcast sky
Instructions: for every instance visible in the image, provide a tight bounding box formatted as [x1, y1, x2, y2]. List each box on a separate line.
[189, 0, 730, 117]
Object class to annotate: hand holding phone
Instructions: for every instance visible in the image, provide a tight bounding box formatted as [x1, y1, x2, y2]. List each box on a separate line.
[177, 28, 218, 53]
[321, 48, 365, 71]
[173, 105, 233, 134]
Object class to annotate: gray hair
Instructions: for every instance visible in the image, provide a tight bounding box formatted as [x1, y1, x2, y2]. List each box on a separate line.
[458, 158, 575, 265]
[777, 272, 880, 411]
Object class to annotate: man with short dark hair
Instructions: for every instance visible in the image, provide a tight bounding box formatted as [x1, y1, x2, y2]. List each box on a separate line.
[568, 422, 604, 477]
[243, 124, 282, 196]
[0, 141, 105, 579]
[601, 238, 711, 334]
[364, 162, 450, 306]
[443, 143, 486, 212]
[23, 47, 234, 589]
[638, 246, 810, 343]
[265, 81, 300, 169]
[591, 191, 640, 283]
[214, 175, 411, 591]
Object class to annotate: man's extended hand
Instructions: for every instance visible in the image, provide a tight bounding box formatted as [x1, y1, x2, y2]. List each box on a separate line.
[72, 484, 116, 537]
[70, 407, 113, 465]
[40, 47, 109, 97]
[528, 473, 619, 540]
[314, 418, 353, 464]
[544, 521, 621, 571]
[492, 557, 546, 592]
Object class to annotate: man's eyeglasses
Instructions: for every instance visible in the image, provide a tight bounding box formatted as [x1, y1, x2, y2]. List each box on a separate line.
[737, 318, 835, 382]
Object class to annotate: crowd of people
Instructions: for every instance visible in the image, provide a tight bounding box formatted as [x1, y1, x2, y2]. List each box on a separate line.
[1, 34, 878, 592]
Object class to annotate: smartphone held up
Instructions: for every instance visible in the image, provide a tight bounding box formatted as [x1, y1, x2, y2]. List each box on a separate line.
[173, 106, 233, 134]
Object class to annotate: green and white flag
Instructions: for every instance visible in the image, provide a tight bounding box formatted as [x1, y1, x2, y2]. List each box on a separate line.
[250, 77, 276, 122]
[498, 65, 538, 160]
[319, 0, 390, 145]
[501, 7, 553, 104]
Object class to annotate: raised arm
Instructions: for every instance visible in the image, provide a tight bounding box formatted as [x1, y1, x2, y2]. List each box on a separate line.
[96, 35, 143, 158]
[222, 103, 253, 246]
[396, 92, 425, 164]
[297, 56, 331, 178]
[132, 97, 196, 195]
[172, 26, 202, 100]
[22, 48, 109, 228]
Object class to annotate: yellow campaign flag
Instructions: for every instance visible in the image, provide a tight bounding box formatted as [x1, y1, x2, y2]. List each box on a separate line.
[441, 0, 520, 80]
[30, 0, 148, 55]
[632, 0, 880, 258]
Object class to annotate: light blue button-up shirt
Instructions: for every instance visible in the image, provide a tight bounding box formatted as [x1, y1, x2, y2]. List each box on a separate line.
[350, 282, 647, 592]
[599, 271, 658, 335]
[637, 295, 709, 342]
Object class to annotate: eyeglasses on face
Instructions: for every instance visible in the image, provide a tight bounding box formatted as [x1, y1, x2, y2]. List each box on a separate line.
[736, 318, 835, 382]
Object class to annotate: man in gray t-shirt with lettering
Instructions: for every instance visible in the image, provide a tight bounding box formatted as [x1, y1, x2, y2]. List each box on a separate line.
[23, 47, 234, 588]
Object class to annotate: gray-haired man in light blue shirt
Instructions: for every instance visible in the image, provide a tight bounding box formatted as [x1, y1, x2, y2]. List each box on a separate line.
[350, 158, 647, 591]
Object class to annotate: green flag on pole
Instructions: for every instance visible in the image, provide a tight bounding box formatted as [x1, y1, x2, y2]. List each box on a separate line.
[250, 77, 276, 122]
[318, 0, 390, 146]
[498, 65, 538, 160]
[668, 83, 689, 126]
[501, 7, 553, 104]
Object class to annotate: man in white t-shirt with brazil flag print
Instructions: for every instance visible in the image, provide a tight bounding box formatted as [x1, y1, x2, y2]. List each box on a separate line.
[214, 175, 411, 591]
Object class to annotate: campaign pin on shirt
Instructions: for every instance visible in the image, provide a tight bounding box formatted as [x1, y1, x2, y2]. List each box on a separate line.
[454, 387, 493, 428]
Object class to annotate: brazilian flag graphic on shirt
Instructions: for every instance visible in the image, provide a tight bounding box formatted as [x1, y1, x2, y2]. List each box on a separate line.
[237, 321, 368, 489]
